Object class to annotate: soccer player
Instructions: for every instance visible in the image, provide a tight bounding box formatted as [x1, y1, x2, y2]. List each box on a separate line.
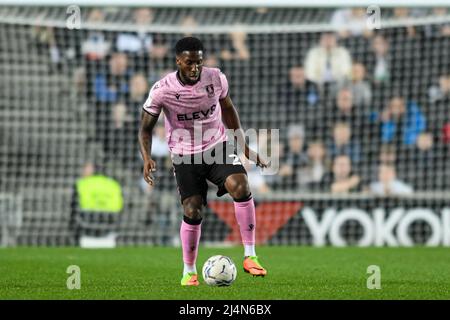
[139, 37, 268, 286]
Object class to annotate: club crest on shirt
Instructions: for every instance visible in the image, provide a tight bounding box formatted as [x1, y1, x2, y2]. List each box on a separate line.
[175, 93, 180, 100]
[205, 84, 215, 98]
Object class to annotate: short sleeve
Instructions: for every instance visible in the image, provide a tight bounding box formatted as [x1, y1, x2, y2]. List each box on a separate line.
[143, 81, 163, 117]
[219, 71, 229, 100]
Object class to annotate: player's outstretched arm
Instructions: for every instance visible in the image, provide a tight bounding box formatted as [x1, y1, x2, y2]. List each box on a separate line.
[139, 111, 159, 185]
[219, 95, 268, 168]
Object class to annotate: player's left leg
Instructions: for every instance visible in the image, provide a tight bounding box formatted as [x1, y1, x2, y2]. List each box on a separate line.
[225, 173, 267, 277]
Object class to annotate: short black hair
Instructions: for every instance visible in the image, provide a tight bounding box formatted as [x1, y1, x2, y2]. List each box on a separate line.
[175, 37, 204, 55]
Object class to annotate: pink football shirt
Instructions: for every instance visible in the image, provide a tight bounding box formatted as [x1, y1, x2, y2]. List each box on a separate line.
[143, 67, 229, 155]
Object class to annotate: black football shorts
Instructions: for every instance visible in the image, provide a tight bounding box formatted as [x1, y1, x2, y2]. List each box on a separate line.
[172, 141, 247, 205]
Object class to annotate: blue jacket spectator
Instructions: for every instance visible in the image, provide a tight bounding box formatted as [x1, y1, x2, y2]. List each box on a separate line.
[93, 52, 131, 103]
[94, 74, 129, 103]
[380, 97, 426, 146]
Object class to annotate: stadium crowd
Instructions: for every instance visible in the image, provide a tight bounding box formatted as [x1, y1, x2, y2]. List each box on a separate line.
[30, 7, 450, 196]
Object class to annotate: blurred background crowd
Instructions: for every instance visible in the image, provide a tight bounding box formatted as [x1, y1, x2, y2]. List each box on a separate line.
[1, 6, 450, 244]
[24, 6, 449, 197]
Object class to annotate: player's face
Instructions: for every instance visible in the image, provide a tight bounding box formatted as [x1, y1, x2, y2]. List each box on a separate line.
[176, 51, 203, 84]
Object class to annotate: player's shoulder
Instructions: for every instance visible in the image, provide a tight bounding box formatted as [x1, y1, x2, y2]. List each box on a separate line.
[202, 67, 227, 87]
[150, 71, 177, 93]
[149, 80, 164, 94]
[203, 66, 226, 77]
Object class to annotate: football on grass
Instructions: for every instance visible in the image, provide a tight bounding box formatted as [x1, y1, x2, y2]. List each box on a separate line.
[202, 255, 237, 286]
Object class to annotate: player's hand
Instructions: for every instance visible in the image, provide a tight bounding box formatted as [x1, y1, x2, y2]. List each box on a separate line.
[143, 158, 157, 186]
[255, 153, 270, 169]
[245, 148, 269, 169]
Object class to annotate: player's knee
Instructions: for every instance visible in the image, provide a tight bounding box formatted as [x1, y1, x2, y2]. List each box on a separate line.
[230, 181, 251, 201]
[232, 184, 250, 200]
[182, 195, 203, 220]
[184, 204, 203, 220]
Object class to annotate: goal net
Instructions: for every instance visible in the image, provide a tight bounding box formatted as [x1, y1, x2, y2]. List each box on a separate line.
[0, 4, 449, 247]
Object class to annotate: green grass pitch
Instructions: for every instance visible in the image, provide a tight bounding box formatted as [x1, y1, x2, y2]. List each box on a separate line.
[1, 246, 449, 299]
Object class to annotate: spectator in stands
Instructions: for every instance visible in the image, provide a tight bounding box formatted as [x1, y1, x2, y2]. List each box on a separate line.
[405, 132, 436, 190]
[129, 73, 149, 121]
[105, 73, 149, 171]
[327, 122, 361, 164]
[348, 63, 372, 109]
[130, 73, 149, 104]
[116, 8, 169, 71]
[330, 8, 373, 38]
[304, 32, 352, 88]
[111, 102, 131, 129]
[79, 9, 114, 100]
[151, 122, 170, 159]
[333, 86, 374, 140]
[264, 140, 286, 191]
[426, 74, 450, 141]
[107, 102, 139, 169]
[70, 161, 95, 244]
[92, 52, 132, 154]
[297, 140, 329, 191]
[72, 66, 87, 94]
[379, 143, 397, 165]
[278, 124, 309, 190]
[427, 8, 450, 37]
[220, 31, 251, 61]
[149, 34, 170, 61]
[369, 143, 398, 183]
[240, 129, 272, 194]
[278, 66, 319, 119]
[370, 163, 413, 196]
[127, 72, 149, 145]
[334, 88, 356, 123]
[198, 34, 223, 66]
[204, 53, 220, 68]
[93, 52, 131, 103]
[443, 123, 450, 144]
[30, 25, 61, 72]
[116, 9, 169, 69]
[81, 9, 111, 61]
[416, 131, 435, 163]
[393, 8, 416, 38]
[323, 154, 361, 194]
[369, 35, 391, 85]
[70, 161, 123, 246]
[379, 96, 426, 147]
[116, 8, 154, 55]
[439, 123, 450, 190]
[180, 15, 198, 37]
[428, 74, 450, 104]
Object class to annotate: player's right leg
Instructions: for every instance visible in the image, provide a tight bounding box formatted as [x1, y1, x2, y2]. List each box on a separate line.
[172, 158, 208, 286]
[179, 195, 204, 286]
